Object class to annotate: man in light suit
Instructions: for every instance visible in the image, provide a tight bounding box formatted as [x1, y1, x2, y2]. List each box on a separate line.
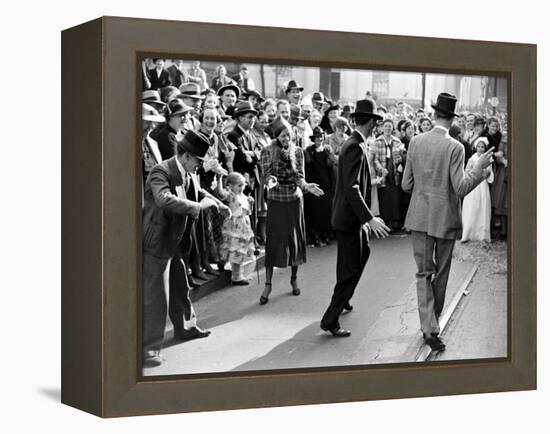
[320, 99, 390, 337]
[142, 130, 231, 367]
[402, 92, 494, 351]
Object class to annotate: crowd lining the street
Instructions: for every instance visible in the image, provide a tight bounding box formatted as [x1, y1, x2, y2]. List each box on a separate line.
[141, 58, 508, 367]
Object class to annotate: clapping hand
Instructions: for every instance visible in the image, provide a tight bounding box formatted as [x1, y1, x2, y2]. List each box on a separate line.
[365, 217, 390, 238]
[199, 197, 219, 211]
[305, 182, 324, 197]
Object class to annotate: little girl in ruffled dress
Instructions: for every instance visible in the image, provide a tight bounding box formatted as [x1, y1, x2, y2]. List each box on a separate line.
[218, 172, 256, 285]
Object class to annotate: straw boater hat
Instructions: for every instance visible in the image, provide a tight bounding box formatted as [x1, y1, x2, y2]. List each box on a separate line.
[233, 101, 258, 119]
[349, 98, 383, 120]
[142, 90, 166, 108]
[285, 80, 304, 94]
[217, 84, 241, 99]
[178, 83, 205, 100]
[177, 130, 210, 160]
[167, 99, 193, 117]
[142, 103, 165, 123]
[430, 92, 459, 117]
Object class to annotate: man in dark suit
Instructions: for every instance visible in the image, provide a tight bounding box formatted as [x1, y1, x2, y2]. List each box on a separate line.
[142, 130, 231, 367]
[402, 92, 494, 351]
[147, 58, 172, 90]
[320, 99, 390, 337]
[166, 59, 190, 89]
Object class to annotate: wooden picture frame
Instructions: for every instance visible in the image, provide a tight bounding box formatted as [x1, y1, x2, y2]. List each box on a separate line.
[61, 16, 536, 417]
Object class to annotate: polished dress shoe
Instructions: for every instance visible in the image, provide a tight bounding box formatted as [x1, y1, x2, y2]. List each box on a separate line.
[320, 323, 351, 337]
[425, 336, 446, 351]
[343, 302, 353, 312]
[173, 327, 211, 342]
[143, 350, 163, 367]
[232, 279, 250, 286]
[192, 269, 208, 280]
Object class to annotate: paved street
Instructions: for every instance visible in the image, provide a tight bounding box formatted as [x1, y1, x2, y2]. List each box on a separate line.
[144, 235, 507, 376]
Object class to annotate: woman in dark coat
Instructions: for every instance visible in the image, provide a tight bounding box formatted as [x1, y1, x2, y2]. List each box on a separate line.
[304, 127, 334, 246]
[259, 118, 324, 304]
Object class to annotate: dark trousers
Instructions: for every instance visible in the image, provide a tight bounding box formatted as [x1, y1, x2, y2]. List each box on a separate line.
[142, 251, 196, 353]
[411, 231, 455, 337]
[321, 227, 370, 329]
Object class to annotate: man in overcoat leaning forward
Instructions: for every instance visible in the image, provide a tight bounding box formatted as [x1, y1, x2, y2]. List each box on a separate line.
[401, 92, 494, 351]
[142, 130, 231, 367]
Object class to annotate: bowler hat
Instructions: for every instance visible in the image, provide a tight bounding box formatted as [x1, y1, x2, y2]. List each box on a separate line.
[430, 92, 459, 117]
[309, 126, 325, 141]
[217, 84, 241, 99]
[285, 80, 304, 93]
[350, 98, 383, 120]
[142, 103, 165, 123]
[233, 101, 258, 119]
[177, 130, 210, 160]
[167, 99, 193, 117]
[179, 83, 205, 100]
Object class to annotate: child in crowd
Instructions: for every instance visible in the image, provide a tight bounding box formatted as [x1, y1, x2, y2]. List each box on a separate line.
[218, 172, 256, 285]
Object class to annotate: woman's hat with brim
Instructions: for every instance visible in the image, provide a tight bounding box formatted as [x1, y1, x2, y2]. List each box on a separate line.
[242, 89, 265, 103]
[217, 84, 241, 99]
[167, 99, 194, 117]
[177, 130, 210, 160]
[178, 83, 205, 100]
[309, 126, 325, 141]
[473, 136, 489, 149]
[233, 101, 259, 119]
[430, 92, 459, 117]
[325, 103, 341, 114]
[350, 98, 383, 120]
[285, 80, 304, 93]
[142, 103, 166, 123]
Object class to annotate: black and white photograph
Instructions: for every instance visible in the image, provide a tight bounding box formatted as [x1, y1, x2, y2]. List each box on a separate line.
[140, 58, 509, 375]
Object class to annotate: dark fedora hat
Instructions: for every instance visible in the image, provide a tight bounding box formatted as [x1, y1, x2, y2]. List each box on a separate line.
[242, 89, 265, 103]
[177, 130, 210, 160]
[167, 99, 193, 117]
[233, 101, 258, 119]
[430, 92, 459, 117]
[217, 84, 241, 99]
[311, 91, 326, 103]
[309, 126, 325, 141]
[350, 98, 383, 120]
[285, 80, 304, 93]
[178, 83, 205, 100]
